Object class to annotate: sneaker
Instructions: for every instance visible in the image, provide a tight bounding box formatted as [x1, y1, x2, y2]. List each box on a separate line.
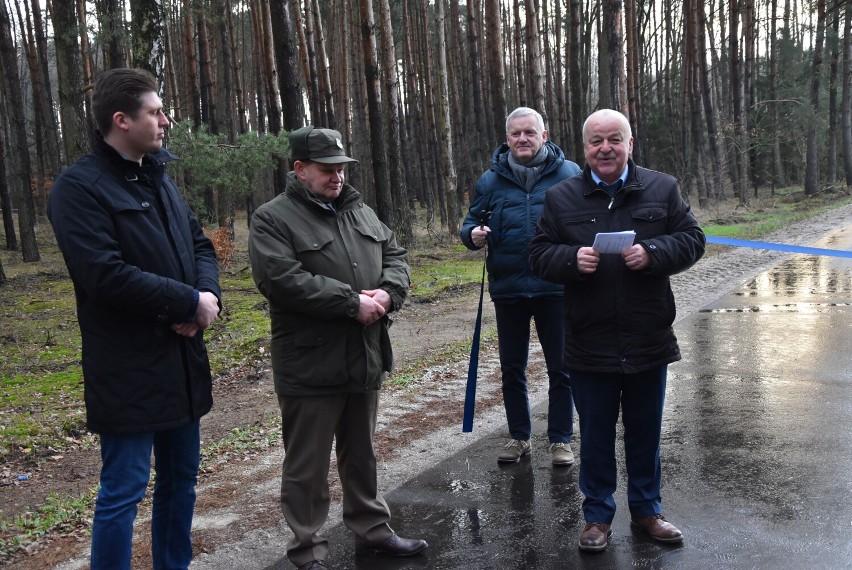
[497, 439, 531, 463]
[549, 442, 575, 466]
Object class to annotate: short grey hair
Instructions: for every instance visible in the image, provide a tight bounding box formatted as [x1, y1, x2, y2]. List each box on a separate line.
[582, 109, 632, 143]
[505, 107, 545, 134]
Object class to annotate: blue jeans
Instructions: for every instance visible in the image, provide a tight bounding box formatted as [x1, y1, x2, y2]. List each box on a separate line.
[494, 297, 573, 443]
[569, 366, 667, 523]
[90, 420, 201, 570]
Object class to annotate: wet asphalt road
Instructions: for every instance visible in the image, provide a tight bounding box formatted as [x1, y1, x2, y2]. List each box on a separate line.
[263, 228, 852, 570]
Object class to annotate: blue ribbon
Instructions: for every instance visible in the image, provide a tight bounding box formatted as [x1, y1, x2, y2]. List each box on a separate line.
[706, 236, 852, 259]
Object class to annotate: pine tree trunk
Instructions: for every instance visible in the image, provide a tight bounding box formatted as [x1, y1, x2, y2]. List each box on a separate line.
[51, 0, 88, 165]
[568, 0, 583, 163]
[841, 6, 852, 188]
[28, 0, 61, 172]
[0, 106, 17, 251]
[0, 1, 39, 261]
[96, 0, 126, 67]
[302, 0, 324, 124]
[804, 0, 825, 196]
[358, 0, 394, 226]
[269, 0, 304, 131]
[130, 0, 165, 78]
[433, 0, 459, 238]
[182, 0, 202, 128]
[526, 0, 546, 120]
[378, 0, 413, 246]
[485, 0, 506, 142]
[14, 0, 46, 216]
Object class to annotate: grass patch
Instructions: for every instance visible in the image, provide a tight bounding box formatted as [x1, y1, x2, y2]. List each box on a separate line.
[387, 329, 498, 389]
[409, 244, 485, 300]
[0, 489, 97, 560]
[200, 413, 281, 472]
[698, 186, 852, 240]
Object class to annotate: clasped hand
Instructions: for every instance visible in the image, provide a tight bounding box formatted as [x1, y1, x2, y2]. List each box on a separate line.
[171, 291, 220, 338]
[357, 289, 391, 326]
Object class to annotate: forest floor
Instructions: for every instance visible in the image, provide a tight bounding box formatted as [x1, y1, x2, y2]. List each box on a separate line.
[2, 192, 852, 569]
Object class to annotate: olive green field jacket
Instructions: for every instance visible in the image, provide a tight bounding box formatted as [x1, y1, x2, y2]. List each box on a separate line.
[248, 173, 410, 395]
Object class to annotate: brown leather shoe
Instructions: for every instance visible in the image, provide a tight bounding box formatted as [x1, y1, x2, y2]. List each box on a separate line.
[630, 514, 684, 543]
[578, 522, 612, 552]
[355, 533, 428, 557]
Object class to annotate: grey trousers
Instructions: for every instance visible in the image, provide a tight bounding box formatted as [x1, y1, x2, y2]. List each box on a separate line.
[278, 391, 393, 566]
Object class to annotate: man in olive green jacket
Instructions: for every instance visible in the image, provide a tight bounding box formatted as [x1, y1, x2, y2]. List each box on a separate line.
[248, 126, 426, 570]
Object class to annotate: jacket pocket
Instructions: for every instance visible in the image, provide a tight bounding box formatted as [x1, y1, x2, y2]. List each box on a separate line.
[276, 322, 350, 387]
[291, 229, 335, 254]
[630, 206, 668, 240]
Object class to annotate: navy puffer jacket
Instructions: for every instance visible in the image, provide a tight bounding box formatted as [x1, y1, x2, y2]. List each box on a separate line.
[461, 141, 581, 300]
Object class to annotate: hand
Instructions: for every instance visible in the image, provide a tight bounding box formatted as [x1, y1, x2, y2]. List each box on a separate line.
[195, 291, 220, 329]
[171, 322, 200, 338]
[622, 244, 650, 271]
[356, 293, 386, 326]
[577, 247, 600, 274]
[360, 288, 392, 312]
[471, 226, 491, 248]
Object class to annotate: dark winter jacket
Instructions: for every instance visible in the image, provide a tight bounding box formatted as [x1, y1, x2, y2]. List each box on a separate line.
[248, 172, 410, 396]
[529, 159, 705, 374]
[460, 141, 581, 301]
[47, 139, 220, 434]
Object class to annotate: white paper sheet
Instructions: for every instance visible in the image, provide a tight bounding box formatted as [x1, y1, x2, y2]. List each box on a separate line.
[592, 230, 636, 254]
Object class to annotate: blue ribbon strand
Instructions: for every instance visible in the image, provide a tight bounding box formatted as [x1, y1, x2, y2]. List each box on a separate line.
[706, 236, 852, 259]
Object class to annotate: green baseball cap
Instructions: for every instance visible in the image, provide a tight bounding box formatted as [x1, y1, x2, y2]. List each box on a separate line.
[289, 126, 358, 164]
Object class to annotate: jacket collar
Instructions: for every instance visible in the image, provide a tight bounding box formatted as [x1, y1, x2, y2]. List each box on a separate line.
[583, 159, 641, 199]
[492, 140, 565, 181]
[93, 132, 178, 170]
[285, 170, 361, 213]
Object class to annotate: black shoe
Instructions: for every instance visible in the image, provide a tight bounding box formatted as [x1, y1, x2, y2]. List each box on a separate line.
[355, 533, 428, 557]
[296, 561, 327, 570]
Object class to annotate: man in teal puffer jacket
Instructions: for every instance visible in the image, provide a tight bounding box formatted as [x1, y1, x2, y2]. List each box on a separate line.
[249, 126, 426, 570]
[461, 107, 581, 466]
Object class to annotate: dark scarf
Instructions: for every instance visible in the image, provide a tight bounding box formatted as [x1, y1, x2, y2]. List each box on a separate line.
[507, 144, 549, 192]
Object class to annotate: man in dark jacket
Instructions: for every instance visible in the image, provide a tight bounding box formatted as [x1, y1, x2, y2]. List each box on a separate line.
[461, 107, 581, 466]
[248, 126, 426, 570]
[47, 68, 221, 570]
[530, 109, 705, 552]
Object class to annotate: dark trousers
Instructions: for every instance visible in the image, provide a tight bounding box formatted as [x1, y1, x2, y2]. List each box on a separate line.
[494, 297, 573, 443]
[569, 366, 667, 523]
[278, 392, 393, 566]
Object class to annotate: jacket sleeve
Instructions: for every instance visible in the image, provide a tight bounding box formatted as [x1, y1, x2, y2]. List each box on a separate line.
[379, 226, 410, 313]
[47, 174, 200, 323]
[639, 187, 706, 277]
[248, 207, 362, 319]
[529, 186, 585, 284]
[188, 207, 222, 303]
[460, 173, 492, 250]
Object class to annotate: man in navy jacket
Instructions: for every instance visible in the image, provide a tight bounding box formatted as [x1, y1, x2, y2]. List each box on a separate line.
[48, 68, 221, 570]
[461, 107, 581, 466]
[531, 109, 705, 552]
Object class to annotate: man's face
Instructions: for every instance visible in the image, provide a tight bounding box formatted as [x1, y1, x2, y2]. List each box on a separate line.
[583, 115, 633, 184]
[121, 91, 169, 159]
[294, 161, 346, 201]
[506, 115, 547, 164]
